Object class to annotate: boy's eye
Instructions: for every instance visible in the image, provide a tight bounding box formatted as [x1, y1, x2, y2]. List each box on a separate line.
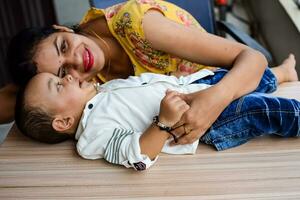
[57, 82, 63, 91]
[61, 40, 67, 53]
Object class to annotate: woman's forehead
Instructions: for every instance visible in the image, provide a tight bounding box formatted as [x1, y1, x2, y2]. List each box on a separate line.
[34, 35, 60, 74]
[36, 31, 68, 51]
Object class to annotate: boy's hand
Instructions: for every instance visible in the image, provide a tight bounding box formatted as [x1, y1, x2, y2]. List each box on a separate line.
[169, 71, 190, 78]
[159, 90, 190, 127]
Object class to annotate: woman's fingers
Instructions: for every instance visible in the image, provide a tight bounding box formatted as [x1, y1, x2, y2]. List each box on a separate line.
[170, 128, 205, 145]
[52, 24, 74, 33]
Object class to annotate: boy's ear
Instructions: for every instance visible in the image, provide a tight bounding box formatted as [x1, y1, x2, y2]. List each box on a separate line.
[52, 24, 74, 33]
[52, 116, 75, 133]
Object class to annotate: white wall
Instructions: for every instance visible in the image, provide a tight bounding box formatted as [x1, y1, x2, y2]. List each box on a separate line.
[53, 0, 90, 25]
[0, 122, 14, 144]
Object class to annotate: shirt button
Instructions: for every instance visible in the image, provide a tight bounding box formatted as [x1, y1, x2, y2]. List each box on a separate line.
[88, 104, 93, 109]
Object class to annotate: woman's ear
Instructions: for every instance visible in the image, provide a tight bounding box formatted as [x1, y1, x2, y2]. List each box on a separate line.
[52, 24, 74, 33]
[52, 116, 75, 133]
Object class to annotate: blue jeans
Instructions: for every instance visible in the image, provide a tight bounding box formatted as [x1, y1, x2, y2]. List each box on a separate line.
[193, 67, 278, 93]
[196, 68, 300, 151]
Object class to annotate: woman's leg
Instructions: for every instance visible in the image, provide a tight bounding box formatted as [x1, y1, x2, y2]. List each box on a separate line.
[201, 92, 300, 151]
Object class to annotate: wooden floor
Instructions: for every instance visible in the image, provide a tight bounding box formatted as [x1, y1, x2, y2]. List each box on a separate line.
[1, 82, 300, 199]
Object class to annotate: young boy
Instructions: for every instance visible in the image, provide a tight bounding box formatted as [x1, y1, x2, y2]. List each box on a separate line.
[15, 65, 300, 171]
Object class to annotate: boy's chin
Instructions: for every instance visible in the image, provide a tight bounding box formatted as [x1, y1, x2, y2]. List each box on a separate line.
[79, 80, 91, 89]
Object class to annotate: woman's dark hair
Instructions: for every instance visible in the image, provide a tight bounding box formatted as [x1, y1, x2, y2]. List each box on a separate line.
[6, 27, 59, 86]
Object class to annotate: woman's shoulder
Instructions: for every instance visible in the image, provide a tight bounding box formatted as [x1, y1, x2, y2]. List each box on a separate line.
[79, 0, 201, 35]
[105, 0, 202, 38]
[125, 0, 199, 27]
[80, 7, 105, 25]
[79, 15, 112, 37]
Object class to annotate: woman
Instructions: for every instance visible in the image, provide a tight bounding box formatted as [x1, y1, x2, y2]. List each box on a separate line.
[1, 0, 297, 144]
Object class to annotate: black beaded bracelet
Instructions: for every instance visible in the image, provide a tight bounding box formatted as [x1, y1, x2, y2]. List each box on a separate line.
[152, 116, 178, 143]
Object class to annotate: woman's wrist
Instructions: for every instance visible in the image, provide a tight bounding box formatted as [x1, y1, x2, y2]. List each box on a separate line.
[215, 82, 235, 103]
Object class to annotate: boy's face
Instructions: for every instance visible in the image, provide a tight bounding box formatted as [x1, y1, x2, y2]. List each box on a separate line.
[26, 73, 97, 124]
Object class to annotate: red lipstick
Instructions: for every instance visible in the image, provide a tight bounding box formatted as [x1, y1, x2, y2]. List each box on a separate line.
[83, 48, 94, 72]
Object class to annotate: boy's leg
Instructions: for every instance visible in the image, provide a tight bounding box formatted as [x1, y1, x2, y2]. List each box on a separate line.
[195, 68, 277, 93]
[254, 67, 277, 93]
[201, 93, 300, 151]
[271, 54, 298, 84]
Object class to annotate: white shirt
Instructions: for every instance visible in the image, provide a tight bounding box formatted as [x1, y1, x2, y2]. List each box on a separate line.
[75, 69, 214, 170]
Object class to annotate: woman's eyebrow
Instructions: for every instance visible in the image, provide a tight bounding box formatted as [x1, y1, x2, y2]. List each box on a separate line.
[54, 36, 60, 57]
[54, 36, 61, 76]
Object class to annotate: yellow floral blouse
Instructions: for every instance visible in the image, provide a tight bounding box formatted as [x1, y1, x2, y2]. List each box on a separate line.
[81, 0, 213, 83]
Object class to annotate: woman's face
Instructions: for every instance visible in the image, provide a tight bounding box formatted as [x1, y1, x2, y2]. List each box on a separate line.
[33, 31, 105, 81]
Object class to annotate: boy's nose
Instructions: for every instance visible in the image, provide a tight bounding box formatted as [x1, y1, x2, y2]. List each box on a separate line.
[67, 68, 82, 80]
[64, 74, 73, 82]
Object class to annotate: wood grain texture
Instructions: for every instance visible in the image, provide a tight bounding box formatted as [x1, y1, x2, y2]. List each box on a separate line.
[1, 82, 300, 199]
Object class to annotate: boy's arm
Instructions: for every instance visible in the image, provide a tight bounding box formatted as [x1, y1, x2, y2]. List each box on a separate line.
[139, 90, 189, 160]
[139, 124, 171, 160]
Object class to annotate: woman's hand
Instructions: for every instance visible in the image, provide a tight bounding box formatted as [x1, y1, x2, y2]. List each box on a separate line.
[171, 84, 233, 145]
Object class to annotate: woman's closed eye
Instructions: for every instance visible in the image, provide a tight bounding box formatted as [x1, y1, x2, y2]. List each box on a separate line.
[56, 40, 68, 78]
[61, 40, 67, 54]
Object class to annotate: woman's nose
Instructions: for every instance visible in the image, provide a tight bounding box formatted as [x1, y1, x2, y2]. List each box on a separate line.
[64, 51, 81, 70]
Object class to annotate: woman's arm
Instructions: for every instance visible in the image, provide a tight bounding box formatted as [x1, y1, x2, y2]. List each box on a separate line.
[0, 84, 18, 124]
[143, 11, 267, 145]
[143, 11, 267, 68]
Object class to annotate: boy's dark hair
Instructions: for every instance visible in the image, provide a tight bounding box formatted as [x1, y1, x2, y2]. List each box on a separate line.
[15, 86, 71, 144]
[6, 27, 59, 86]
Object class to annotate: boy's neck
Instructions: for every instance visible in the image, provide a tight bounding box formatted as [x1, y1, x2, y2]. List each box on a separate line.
[94, 83, 102, 94]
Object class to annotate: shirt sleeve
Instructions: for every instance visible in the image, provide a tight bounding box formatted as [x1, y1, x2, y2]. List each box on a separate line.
[104, 128, 157, 171]
[77, 127, 158, 171]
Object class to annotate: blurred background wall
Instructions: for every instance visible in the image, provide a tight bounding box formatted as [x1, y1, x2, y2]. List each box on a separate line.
[243, 0, 300, 68]
[0, 0, 57, 87]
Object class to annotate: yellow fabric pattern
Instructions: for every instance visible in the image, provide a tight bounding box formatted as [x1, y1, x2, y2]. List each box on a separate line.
[81, 0, 214, 83]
